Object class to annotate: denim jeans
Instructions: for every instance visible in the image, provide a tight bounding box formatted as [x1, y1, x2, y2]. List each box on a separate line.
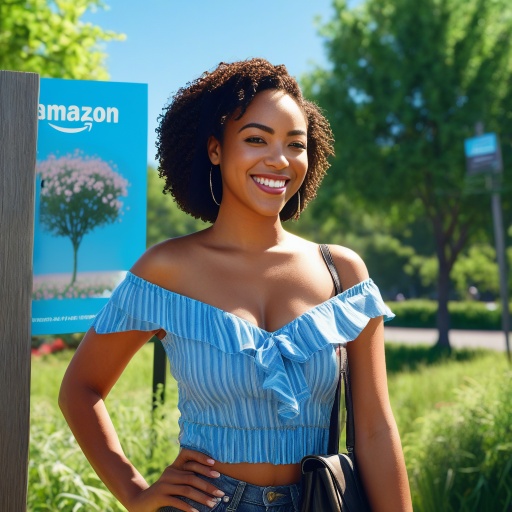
[158, 472, 302, 512]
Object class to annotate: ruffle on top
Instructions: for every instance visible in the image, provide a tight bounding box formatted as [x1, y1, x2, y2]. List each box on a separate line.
[92, 272, 394, 420]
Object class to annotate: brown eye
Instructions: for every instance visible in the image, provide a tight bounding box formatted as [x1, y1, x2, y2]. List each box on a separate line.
[245, 136, 265, 144]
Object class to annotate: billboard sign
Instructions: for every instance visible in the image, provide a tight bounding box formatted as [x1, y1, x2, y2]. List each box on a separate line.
[32, 78, 148, 335]
[464, 133, 503, 174]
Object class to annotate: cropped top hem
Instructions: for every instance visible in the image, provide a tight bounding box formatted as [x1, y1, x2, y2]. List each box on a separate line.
[91, 271, 394, 464]
[179, 422, 330, 464]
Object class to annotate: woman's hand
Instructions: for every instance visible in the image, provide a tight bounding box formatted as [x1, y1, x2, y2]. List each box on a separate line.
[128, 448, 225, 512]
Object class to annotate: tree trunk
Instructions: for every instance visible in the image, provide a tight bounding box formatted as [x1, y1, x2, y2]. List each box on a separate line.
[436, 259, 451, 349]
[70, 241, 78, 286]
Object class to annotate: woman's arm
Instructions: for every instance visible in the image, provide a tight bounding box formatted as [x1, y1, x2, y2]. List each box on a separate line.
[330, 245, 413, 511]
[347, 317, 412, 511]
[59, 328, 224, 512]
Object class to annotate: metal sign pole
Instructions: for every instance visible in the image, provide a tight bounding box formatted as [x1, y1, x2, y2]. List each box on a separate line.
[466, 124, 510, 361]
[491, 179, 511, 361]
[152, 337, 167, 410]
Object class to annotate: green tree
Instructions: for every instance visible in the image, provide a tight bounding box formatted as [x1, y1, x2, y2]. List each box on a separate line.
[451, 244, 512, 300]
[0, 0, 124, 79]
[305, 0, 512, 347]
[290, 182, 441, 299]
[146, 168, 207, 247]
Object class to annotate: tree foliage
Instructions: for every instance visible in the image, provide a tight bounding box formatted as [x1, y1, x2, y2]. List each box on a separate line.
[305, 0, 512, 346]
[290, 189, 440, 300]
[0, 0, 124, 79]
[146, 168, 207, 247]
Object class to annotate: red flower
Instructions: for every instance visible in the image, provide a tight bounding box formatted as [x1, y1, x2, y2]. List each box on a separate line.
[38, 344, 52, 355]
[50, 338, 67, 352]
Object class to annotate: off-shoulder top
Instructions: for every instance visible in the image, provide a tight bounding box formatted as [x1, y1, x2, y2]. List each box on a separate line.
[91, 271, 394, 464]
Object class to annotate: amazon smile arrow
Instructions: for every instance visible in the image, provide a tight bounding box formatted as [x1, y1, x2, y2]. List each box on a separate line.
[48, 122, 93, 133]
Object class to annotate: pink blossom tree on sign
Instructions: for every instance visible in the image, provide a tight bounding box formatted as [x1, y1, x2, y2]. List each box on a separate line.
[38, 154, 129, 286]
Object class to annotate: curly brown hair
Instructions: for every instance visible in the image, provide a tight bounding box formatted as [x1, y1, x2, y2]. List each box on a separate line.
[156, 58, 334, 223]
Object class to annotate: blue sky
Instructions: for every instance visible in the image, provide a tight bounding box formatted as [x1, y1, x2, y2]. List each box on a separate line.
[83, 0, 354, 165]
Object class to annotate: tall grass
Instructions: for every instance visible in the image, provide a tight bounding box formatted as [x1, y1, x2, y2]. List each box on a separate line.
[403, 370, 512, 511]
[29, 343, 180, 511]
[385, 344, 511, 511]
[385, 344, 505, 436]
[29, 342, 510, 511]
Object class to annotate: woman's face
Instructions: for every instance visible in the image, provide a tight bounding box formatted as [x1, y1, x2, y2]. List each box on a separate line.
[208, 89, 308, 219]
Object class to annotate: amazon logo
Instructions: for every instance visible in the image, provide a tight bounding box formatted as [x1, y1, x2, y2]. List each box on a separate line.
[38, 104, 119, 133]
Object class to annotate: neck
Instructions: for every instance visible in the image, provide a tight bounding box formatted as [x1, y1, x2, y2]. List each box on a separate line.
[207, 205, 288, 252]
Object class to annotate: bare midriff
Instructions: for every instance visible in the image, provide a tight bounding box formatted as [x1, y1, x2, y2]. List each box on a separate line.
[213, 461, 302, 487]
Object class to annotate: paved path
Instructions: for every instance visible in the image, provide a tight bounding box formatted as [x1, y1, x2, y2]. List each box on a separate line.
[384, 327, 510, 352]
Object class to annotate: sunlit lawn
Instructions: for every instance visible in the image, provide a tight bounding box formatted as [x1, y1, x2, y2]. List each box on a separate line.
[29, 341, 510, 511]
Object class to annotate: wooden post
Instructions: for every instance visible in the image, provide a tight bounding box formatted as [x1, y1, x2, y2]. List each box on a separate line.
[0, 70, 39, 511]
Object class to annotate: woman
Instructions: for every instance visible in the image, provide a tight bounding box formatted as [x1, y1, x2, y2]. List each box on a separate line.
[59, 58, 412, 512]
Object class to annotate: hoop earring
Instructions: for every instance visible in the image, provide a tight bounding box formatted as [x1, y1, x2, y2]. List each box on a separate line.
[294, 190, 301, 220]
[209, 166, 220, 206]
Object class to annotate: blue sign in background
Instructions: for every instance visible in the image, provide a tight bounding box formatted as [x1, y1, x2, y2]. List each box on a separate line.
[464, 133, 497, 158]
[32, 78, 148, 335]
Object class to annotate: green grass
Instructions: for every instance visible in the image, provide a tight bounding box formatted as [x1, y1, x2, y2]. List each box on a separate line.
[30, 343, 180, 511]
[29, 342, 511, 511]
[384, 344, 511, 512]
[385, 344, 506, 436]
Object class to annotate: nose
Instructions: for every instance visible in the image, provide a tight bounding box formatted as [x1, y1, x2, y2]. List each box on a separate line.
[264, 144, 289, 170]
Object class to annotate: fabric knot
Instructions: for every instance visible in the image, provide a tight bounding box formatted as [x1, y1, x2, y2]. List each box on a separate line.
[254, 332, 310, 419]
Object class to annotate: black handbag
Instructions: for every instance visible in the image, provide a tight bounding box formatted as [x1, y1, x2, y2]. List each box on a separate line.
[300, 245, 371, 512]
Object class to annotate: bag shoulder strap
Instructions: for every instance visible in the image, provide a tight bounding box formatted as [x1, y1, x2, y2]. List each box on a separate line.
[319, 244, 342, 295]
[343, 354, 356, 453]
[320, 244, 343, 454]
[328, 350, 343, 454]
[319, 244, 357, 455]
[329, 346, 356, 455]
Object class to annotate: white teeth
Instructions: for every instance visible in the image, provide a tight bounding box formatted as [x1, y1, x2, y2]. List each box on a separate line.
[253, 176, 286, 188]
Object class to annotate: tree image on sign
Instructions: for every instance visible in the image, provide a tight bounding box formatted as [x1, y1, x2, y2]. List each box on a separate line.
[38, 154, 129, 287]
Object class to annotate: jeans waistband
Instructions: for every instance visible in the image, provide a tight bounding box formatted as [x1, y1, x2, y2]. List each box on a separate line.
[157, 472, 302, 512]
[212, 472, 301, 508]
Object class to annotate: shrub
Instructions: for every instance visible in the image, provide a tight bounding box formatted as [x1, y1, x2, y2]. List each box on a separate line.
[387, 300, 438, 328]
[388, 300, 506, 330]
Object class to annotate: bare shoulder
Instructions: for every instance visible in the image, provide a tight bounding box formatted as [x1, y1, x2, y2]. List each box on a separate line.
[326, 244, 369, 291]
[130, 231, 206, 287]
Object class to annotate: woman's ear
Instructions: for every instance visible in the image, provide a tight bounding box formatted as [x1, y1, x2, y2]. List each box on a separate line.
[207, 136, 221, 166]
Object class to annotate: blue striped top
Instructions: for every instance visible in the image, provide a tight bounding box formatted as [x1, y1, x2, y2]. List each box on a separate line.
[91, 271, 394, 464]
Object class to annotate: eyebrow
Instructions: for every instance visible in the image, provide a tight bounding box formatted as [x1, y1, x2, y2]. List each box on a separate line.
[238, 122, 306, 137]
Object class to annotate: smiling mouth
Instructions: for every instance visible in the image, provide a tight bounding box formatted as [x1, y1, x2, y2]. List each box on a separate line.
[252, 176, 288, 189]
